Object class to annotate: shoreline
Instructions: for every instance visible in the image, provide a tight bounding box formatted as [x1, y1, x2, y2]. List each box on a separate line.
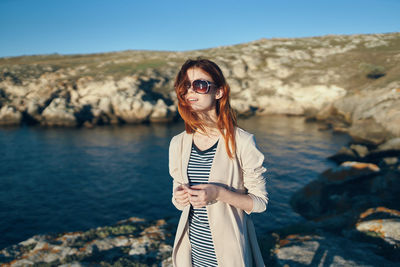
[264, 125, 400, 265]
[2, 32, 399, 144]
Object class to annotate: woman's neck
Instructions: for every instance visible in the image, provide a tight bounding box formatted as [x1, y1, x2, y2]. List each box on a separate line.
[193, 107, 221, 136]
[198, 108, 217, 123]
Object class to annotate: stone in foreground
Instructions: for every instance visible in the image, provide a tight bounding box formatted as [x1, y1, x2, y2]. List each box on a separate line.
[0, 217, 173, 267]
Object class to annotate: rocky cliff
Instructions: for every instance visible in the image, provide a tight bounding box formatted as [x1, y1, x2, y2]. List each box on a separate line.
[1, 32, 399, 143]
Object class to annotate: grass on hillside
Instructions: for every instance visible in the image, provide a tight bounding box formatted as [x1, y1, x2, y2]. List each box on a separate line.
[0, 33, 399, 93]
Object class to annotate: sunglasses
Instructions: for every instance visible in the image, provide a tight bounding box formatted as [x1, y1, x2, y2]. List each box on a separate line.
[184, 79, 217, 94]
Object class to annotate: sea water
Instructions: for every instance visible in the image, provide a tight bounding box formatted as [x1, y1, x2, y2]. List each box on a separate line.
[0, 115, 350, 249]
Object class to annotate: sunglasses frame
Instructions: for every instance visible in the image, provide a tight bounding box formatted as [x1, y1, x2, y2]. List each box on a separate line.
[185, 79, 217, 94]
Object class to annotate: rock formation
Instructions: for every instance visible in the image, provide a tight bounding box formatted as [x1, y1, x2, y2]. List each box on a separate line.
[1, 32, 399, 145]
[0, 217, 174, 267]
[269, 137, 400, 266]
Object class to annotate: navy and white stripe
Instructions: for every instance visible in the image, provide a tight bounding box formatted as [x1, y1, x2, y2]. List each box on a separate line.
[188, 140, 219, 267]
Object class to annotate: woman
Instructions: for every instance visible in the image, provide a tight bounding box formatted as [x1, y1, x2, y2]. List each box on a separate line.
[169, 58, 268, 267]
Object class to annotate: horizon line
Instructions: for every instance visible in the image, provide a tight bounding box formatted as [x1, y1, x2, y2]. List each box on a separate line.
[1, 31, 399, 60]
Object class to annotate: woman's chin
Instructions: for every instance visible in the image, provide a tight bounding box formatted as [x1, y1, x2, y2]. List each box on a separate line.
[190, 105, 204, 112]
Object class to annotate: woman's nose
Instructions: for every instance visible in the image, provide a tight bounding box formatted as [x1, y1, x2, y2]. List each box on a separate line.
[187, 86, 195, 93]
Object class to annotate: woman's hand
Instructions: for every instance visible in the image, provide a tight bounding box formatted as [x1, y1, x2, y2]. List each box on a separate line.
[187, 183, 254, 213]
[174, 184, 190, 207]
[186, 184, 222, 208]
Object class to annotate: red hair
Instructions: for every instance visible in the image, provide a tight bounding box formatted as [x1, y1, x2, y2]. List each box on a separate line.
[174, 58, 237, 158]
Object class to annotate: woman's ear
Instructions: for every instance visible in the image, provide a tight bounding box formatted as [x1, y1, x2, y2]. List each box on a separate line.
[215, 87, 224, 100]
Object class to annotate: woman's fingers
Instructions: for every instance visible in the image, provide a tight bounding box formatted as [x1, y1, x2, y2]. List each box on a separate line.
[178, 199, 190, 206]
[186, 188, 206, 201]
[176, 184, 219, 207]
[174, 185, 190, 206]
[175, 192, 188, 200]
[175, 188, 186, 196]
[187, 188, 204, 207]
[186, 187, 202, 196]
[188, 194, 207, 208]
[176, 197, 189, 206]
[188, 184, 219, 201]
[187, 188, 208, 201]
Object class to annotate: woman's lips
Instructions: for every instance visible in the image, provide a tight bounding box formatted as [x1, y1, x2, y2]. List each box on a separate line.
[187, 97, 198, 103]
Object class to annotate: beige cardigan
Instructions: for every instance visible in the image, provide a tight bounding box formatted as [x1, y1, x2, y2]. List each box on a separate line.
[169, 127, 268, 267]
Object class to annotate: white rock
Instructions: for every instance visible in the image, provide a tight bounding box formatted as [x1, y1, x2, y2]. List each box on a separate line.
[363, 35, 389, 48]
[266, 57, 281, 70]
[377, 138, 400, 151]
[275, 47, 291, 58]
[257, 77, 282, 89]
[275, 66, 292, 79]
[112, 93, 153, 123]
[232, 60, 246, 78]
[256, 95, 303, 115]
[290, 50, 311, 60]
[341, 83, 400, 137]
[91, 238, 114, 251]
[277, 240, 320, 265]
[59, 262, 84, 267]
[229, 79, 242, 94]
[9, 259, 34, 267]
[0, 81, 29, 98]
[41, 251, 62, 263]
[32, 240, 48, 251]
[41, 98, 77, 126]
[275, 84, 346, 111]
[357, 219, 400, 245]
[218, 62, 231, 77]
[0, 105, 22, 125]
[238, 89, 254, 102]
[230, 99, 252, 115]
[276, 232, 393, 266]
[26, 101, 39, 118]
[161, 256, 173, 267]
[150, 99, 167, 118]
[129, 238, 148, 255]
[241, 55, 261, 70]
[19, 236, 38, 246]
[312, 44, 357, 57]
[98, 97, 112, 114]
[112, 236, 130, 247]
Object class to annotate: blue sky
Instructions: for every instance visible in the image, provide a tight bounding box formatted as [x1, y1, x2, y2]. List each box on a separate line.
[0, 0, 399, 58]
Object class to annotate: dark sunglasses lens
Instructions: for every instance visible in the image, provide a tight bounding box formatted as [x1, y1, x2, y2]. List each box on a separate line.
[193, 80, 209, 94]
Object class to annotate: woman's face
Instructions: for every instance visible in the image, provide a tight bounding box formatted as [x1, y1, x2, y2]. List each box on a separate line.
[185, 67, 223, 113]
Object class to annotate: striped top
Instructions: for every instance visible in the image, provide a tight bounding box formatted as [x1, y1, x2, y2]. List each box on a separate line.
[187, 140, 219, 267]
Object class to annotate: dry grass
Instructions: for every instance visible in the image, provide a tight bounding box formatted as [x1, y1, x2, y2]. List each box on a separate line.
[0, 33, 399, 93]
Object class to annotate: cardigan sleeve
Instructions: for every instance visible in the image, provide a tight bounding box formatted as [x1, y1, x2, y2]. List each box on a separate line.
[169, 136, 186, 211]
[240, 134, 268, 214]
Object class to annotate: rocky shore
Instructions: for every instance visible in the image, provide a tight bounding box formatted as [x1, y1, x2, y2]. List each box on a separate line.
[1, 32, 399, 143]
[263, 136, 400, 266]
[0, 217, 174, 267]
